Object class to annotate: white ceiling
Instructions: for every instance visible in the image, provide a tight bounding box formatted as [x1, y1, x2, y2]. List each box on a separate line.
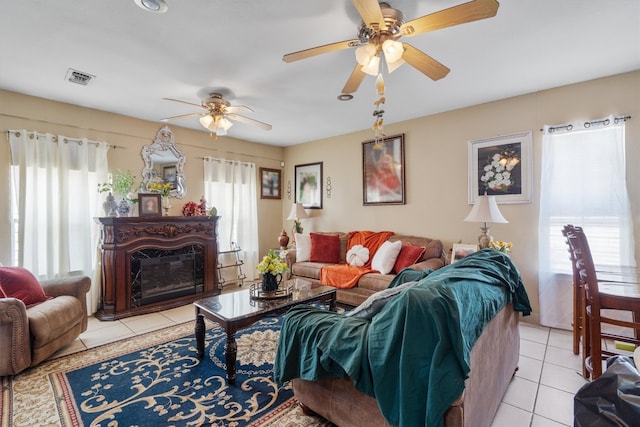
[1, 0, 638, 147]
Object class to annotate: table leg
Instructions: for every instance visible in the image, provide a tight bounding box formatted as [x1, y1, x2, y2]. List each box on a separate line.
[225, 331, 238, 384]
[195, 313, 205, 358]
[329, 297, 337, 312]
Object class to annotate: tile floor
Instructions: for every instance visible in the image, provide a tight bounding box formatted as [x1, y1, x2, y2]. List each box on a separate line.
[52, 288, 585, 427]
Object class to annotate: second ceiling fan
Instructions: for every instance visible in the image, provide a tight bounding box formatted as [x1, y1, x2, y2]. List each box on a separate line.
[283, 0, 499, 95]
[162, 93, 272, 136]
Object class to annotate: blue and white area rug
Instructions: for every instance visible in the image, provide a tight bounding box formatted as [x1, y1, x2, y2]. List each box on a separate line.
[1, 316, 331, 427]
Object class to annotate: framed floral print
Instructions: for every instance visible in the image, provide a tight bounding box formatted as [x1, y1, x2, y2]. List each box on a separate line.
[468, 131, 533, 204]
[362, 134, 405, 205]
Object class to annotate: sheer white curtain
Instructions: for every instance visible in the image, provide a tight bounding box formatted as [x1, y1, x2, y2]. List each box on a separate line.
[203, 157, 259, 280]
[538, 115, 634, 329]
[9, 130, 109, 314]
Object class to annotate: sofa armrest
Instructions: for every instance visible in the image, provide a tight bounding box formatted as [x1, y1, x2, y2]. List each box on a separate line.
[410, 258, 445, 271]
[285, 249, 297, 265]
[0, 298, 31, 376]
[40, 276, 91, 318]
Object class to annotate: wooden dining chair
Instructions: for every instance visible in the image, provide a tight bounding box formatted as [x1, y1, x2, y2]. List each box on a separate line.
[567, 227, 640, 379]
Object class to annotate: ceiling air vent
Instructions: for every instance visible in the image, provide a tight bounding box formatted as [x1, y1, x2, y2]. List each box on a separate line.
[65, 68, 95, 86]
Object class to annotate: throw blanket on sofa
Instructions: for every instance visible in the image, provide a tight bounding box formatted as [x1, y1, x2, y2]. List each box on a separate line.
[320, 230, 393, 288]
[274, 250, 532, 427]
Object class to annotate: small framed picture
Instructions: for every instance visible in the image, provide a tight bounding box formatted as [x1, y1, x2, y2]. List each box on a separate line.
[260, 167, 282, 200]
[451, 243, 478, 264]
[163, 165, 177, 188]
[138, 193, 162, 217]
[295, 162, 323, 209]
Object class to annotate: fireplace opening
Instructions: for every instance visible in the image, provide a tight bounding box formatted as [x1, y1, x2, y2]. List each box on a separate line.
[130, 246, 204, 307]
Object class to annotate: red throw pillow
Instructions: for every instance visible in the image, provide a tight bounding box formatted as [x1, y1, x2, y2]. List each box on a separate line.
[310, 233, 341, 263]
[393, 243, 426, 273]
[0, 267, 49, 306]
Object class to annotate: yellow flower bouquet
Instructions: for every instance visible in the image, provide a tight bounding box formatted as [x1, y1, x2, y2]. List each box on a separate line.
[256, 250, 289, 275]
[489, 240, 513, 254]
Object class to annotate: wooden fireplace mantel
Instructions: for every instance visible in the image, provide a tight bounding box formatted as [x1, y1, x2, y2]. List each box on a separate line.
[96, 216, 219, 320]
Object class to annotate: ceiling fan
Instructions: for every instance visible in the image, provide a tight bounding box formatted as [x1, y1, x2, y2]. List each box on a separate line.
[283, 0, 499, 95]
[161, 93, 272, 136]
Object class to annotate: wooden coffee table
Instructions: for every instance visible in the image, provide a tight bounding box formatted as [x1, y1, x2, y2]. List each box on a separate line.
[193, 278, 336, 384]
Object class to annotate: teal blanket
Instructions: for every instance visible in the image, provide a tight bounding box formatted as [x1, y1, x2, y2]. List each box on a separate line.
[274, 249, 531, 427]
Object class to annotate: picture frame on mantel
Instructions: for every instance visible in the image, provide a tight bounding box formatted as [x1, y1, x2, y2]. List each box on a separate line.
[294, 162, 322, 209]
[259, 167, 282, 200]
[138, 193, 162, 217]
[362, 134, 405, 205]
[468, 131, 533, 204]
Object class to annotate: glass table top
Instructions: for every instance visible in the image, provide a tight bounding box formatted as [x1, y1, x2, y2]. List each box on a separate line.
[193, 278, 335, 321]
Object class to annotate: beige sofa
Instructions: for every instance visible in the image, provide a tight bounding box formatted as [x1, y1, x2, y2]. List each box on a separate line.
[286, 232, 445, 306]
[292, 303, 520, 427]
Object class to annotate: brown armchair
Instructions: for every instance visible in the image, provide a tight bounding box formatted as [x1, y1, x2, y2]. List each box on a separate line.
[0, 276, 91, 376]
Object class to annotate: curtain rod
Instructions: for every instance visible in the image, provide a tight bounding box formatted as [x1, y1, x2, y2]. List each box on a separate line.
[540, 115, 631, 132]
[200, 156, 256, 167]
[7, 130, 127, 149]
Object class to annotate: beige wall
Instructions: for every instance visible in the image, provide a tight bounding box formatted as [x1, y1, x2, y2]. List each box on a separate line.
[0, 89, 285, 269]
[283, 71, 640, 325]
[2, 71, 639, 325]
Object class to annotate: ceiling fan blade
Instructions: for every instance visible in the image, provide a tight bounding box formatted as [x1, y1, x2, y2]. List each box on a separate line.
[400, 0, 499, 37]
[283, 39, 361, 63]
[161, 112, 205, 121]
[226, 113, 272, 131]
[162, 97, 203, 108]
[401, 43, 450, 81]
[352, 0, 386, 30]
[227, 105, 254, 114]
[341, 64, 367, 94]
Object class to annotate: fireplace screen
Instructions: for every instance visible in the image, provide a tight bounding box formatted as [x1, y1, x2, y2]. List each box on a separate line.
[130, 246, 204, 307]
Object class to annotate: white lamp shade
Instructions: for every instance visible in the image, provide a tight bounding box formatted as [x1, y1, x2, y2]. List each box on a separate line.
[464, 195, 508, 224]
[287, 202, 309, 220]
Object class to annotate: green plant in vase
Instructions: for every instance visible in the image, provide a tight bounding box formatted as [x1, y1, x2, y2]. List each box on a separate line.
[98, 170, 137, 217]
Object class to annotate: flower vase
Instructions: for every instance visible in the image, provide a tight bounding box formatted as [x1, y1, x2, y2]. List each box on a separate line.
[261, 273, 282, 292]
[103, 192, 118, 217]
[162, 196, 171, 216]
[117, 198, 130, 217]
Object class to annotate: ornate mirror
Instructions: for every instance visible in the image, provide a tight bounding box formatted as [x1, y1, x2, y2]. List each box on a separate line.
[141, 126, 186, 199]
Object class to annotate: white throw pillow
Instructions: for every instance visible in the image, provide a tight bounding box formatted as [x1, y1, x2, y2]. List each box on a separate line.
[295, 233, 311, 262]
[346, 244, 369, 267]
[371, 240, 402, 274]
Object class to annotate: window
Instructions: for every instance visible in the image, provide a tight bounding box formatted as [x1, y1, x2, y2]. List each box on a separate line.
[538, 116, 634, 328]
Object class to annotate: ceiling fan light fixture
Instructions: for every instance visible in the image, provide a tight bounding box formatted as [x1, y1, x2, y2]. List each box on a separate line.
[199, 114, 214, 129]
[382, 39, 403, 63]
[218, 117, 233, 131]
[133, 0, 168, 13]
[355, 44, 377, 66]
[361, 54, 380, 76]
[386, 57, 405, 73]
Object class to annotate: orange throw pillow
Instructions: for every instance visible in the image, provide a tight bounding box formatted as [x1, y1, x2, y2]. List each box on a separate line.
[310, 233, 340, 263]
[0, 267, 49, 306]
[393, 243, 426, 273]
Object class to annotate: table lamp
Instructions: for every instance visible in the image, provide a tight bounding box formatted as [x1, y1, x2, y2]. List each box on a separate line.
[286, 202, 309, 245]
[464, 195, 508, 248]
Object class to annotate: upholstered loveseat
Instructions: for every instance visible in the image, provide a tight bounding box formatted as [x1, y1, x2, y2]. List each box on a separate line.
[0, 268, 91, 376]
[286, 231, 446, 306]
[275, 250, 532, 427]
